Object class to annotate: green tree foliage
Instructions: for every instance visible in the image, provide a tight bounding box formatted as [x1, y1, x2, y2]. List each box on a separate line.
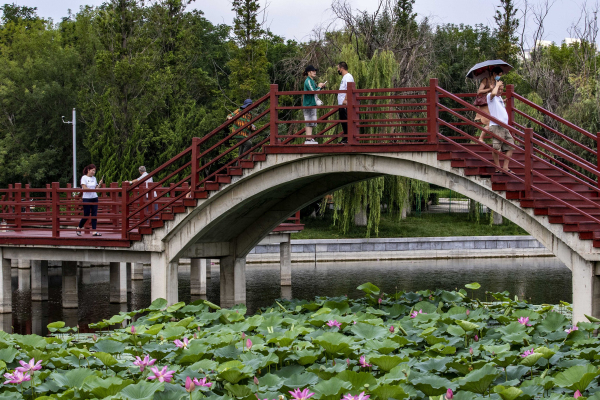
[227, 0, 270, 100]
[494, 0, 519, 63]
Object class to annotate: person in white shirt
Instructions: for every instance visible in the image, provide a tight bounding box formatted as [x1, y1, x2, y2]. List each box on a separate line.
[337, 62, 354, 144]
[129, 166, 158, 217]
[487, 74, 515, 173]
[76, 164, 104, 236]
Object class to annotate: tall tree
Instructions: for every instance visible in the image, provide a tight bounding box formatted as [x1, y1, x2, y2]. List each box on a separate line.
[494, 0, 519, 63]
[227, 0, 270, 100]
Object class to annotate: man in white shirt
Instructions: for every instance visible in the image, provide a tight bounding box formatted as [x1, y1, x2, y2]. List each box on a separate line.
[486, 75, 515, 172]
[337, 62, 354, 144]
[130, 166, 158, 217]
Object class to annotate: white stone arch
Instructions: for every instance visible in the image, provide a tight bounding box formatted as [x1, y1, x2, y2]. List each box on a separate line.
[152, 152, 600, 321]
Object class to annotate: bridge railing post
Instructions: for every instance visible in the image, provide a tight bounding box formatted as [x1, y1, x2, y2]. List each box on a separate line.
[191, 137, 200, 191]
[346, 81, 358, 144]
[121, 181, 129, 239]
[269, 84, 279, 145]
[505, 84, 515, 127]
[524, 128, 533, 196]
[14, 183, 21, 232]
[51, 182, 59, 238]
[597, 132, 600, 187]
[427, 78, 439, 144]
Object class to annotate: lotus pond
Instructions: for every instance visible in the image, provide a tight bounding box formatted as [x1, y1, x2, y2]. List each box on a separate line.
[0, 282, 597, 400]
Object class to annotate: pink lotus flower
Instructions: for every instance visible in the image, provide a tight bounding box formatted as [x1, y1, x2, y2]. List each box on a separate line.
[148, 366, 175, 383]
[241, 332, 246, 339]
[3, 371, 31, 385]
[521, 348, 535, 358]
[359, 355, 372, 368]
[518, 317, 532, 326]
[289, 388, 315, 400]
[445, 389, 454, 400]
[130, 325, 136, 334]
[254, 376, 259, 385]
[574, 390, 583, 399]
[326, 320, 342, 329]
[469, 347, 473, 355]
[565, 326, 579, 334]
[133, 355, 157, 372]
[389, 326, 395, 333]
[466, 309, 470, 316]
[410, 309, 424, 318]
[342, 392, 370, 400]
[92, 334, 97, 342]
[16, 358, 42, 373]
[346, 358, 350, 366]
[246, 339, 253, 349]
[174, 337, 189, 349]
[185, 377, 195, 393]
[474, 335, 479, 342]
[193, 377, 212, 388]
[378, 298, 382, 304]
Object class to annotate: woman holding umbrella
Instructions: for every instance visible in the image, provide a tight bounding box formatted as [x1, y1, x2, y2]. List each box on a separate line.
[467, 60, 513, 142]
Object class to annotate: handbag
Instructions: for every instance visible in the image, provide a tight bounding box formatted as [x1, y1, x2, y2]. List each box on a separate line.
[473, 93, 487, 106]
[315, 94, 323, 106]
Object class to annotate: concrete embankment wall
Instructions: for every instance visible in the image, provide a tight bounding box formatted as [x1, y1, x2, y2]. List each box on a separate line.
[246, 236, 552, 263]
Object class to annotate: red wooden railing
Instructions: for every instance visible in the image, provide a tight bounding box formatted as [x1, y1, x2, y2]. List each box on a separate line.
[1, 78, 600, 246]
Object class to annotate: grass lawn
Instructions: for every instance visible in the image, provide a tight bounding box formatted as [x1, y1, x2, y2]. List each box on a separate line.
[291, 212, 528, 239]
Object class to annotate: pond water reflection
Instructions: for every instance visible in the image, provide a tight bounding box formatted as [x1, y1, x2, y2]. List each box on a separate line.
[9, 257, 570, 335]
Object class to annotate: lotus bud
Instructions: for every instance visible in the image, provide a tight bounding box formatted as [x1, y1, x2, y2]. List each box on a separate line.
[197, 326, 201, 332]
[92, 334, 97, 342]
[246, 339, 252, 349]
[574, 391, 582, 399]
[254, 376, 259, 385]
[333, 360, 336, 366]
[131, 326, 136, 334]
[466, 309, 470, 316]
[389, 326, 395, 333]
[79, 353, 84, 359]
[346, 358, 350, 366]
[137, 341, 142, 346]
[469, 347, 473, 355]
[279, 395, 286, 400]
[242, 332, 246, 339]
[445, 389, 454, 400]
[185, 377, 195, 393]
[474, 335, 479, 342]
[378, 298, 382, 304]
[194, 333, 197, 339]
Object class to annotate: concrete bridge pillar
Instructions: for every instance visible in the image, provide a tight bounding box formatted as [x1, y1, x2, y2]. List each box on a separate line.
[18, 268, 30, 291]
[0, 249, 11, 313]
[31, 260, 48, 301]
[151, 252, 178, 306]
[280, 237, 292, 286]
[109, 262, 128, 303]
[190, 258, 207, 295]
[131, 262, 144, 280]
[18, 259, 30, 269]
[572, 256, 600, 323]
[220, 256, 246, 308]
[62, 261, 78, 309]
[0, 313, 11, 332]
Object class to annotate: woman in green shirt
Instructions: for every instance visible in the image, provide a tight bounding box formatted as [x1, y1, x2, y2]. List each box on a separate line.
[302, 65, 325, 144]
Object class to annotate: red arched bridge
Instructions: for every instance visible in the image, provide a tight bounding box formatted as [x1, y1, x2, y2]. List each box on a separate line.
[1, 79, 600, 322]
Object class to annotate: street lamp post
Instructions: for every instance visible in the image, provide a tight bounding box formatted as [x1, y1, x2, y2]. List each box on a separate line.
[62, 108, 77, 188]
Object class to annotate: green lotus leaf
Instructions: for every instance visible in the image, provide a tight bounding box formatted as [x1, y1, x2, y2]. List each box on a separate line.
[13, 334, 47, 350]
[146, 324, 165, 335]
[350, 323, 389, 340]
[147, 298, 168, 311]
[83, 376, 134, 398]
[0, 347, 18, 363]
[190, 359, 218, 372]
[219, 368, 252, 384]
[47, 321, 65, 329]
[520, 353, 543, 367]
[213, 344, 242, 361]
[120, 381, 165, 400]
[239, 352, 278, 370]
[413, 301, 438, 314]
[411, 373, 455, 396]
[416, 357, 453, 373]
[93, 351, 118, 367]
[289, 349, 322, 365]
[165, 302, 185, 313]
[282, 372, 319, 389]
[365, 338, 400, 354]
[323, 300, 351, 314]
[313, 332, 354, 356]
[256, 373, 283, 391]
[430, 343, 456, 355]
[370, 355, 408, 372]
[513, 309, 540, 320]
[175, 317, 194, 327]
[465, 282, 481, 290]
[222, 383, 252, 399]
[585, 314, 600, 323]
[535, 346, 556, 359]
[484, 344, 511, 354]
[492, 352, 519, 368]
[456, 320, 480, 332]
[371, 384, 408, 400]
[494, 386, 523, 400]
[50, 368, 97, 389]
[554, 364, 600, 392]
[498, 322, 527, 335]
[440, 291, 463, 303]
[380, 364, 411, 383]
[313, 377, 351, 398]
[538, 312, 569, 333]
[160, 326, 187, 340]
[92, 339, 126, 354]
[458, 364, 501, 394]
[356, 282, 380, 296]
[335, 370, 377, 390]
[384, 304, 411, 318]
[446, 325, 466, 337]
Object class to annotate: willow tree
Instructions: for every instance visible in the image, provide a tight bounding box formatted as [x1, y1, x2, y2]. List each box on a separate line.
[316, 45, 429, 237]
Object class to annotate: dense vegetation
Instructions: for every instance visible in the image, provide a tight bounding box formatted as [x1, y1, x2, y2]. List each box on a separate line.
[0, 282, 595, 400]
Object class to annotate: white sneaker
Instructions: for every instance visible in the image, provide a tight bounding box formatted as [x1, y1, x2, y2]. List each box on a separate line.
[305, 139, 319, 145]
